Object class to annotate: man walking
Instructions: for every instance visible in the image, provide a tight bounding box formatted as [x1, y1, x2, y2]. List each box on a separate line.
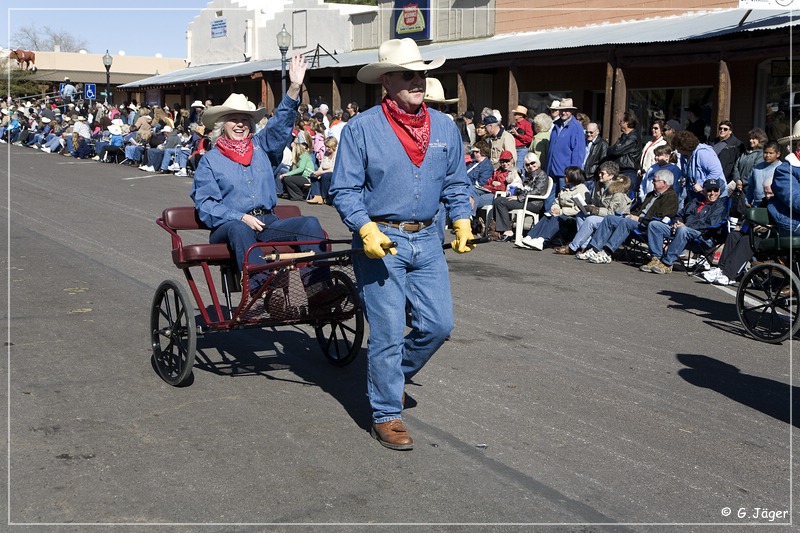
[330, 38, 475, 451]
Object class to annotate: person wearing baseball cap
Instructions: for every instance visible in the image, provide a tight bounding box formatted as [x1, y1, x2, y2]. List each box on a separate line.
[640, 176, 728, 274]
[329, 37, 474, 451]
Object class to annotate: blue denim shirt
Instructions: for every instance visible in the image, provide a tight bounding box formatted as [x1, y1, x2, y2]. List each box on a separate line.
[190, 93, 298, 229]
[329, 105, 472, 232]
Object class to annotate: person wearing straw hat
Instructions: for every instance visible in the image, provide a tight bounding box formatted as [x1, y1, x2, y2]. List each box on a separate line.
[768, 120, 800, 237]
[191, 54, 340, 309]
[509, 104, 533, 173]
[329, 38, 475, 451]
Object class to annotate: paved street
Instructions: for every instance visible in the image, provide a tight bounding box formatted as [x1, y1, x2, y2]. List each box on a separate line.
[2, 145, 797, 531]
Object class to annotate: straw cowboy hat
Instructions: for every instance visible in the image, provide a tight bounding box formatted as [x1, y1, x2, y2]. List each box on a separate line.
[357, 38, 445, 84]
[511, 105, 528, 116]
[778, 120, 800, 146]
[202, 93, 265, 127]
[557, 98, 577, 111]
[190, 100, 205, 109]
[423, 78, 458, 105]
[108, 124, 122, 135]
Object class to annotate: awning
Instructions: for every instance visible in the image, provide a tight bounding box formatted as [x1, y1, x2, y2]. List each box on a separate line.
[27, 70, 152, 85]
[120, 8, 796, 90]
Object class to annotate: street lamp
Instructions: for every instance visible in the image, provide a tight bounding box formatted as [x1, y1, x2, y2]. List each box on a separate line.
[102, 50, 113, 105]
[276, 24, 291, 98]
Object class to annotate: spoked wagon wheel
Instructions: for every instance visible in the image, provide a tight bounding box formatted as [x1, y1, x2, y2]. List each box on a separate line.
[314, 271, 364, 366]
[736, 262, 800, 344]
[151, 280, 197, 385]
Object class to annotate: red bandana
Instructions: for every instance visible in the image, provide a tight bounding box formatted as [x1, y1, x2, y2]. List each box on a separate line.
[215, 135, 254, 165]
[381, 96, 430, 167]
[794, 148, 800, 161]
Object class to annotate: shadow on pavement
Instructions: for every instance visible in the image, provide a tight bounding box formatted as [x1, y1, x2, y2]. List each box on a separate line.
[676, 353, 798, 428]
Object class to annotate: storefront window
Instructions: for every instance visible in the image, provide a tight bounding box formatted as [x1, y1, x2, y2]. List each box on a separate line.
[760, 58, 798, 143]
[628, 86, 712, 140]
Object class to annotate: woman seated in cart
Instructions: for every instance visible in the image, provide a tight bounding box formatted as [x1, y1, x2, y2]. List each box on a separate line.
[190, 54, 342, 308]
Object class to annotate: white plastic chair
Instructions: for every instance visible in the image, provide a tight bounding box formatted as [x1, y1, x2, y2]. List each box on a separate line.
[509, 176, 554, 246]
[477, 190, 508, 236]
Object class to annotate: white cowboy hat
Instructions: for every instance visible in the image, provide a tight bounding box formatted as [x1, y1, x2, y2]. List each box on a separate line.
[357, 38, 445, 84]
[423, 78, 458, 105]
[547, 100, 561, 110]
[201, 93, 265, 127]
[190, 100, 205, 108]
[778, 120, 800, 146]
[108, 124, 122, 135]
[41, 117, 51, 123]
[557, 98, 577, 111]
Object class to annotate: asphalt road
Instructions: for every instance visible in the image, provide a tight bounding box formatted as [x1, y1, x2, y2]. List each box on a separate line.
[2, 145, 797, 532]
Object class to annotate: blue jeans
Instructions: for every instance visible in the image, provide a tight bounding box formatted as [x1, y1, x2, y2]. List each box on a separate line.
[352, 224, 453, 424]
[525, 213, 564, 241]
[516, 147, 528, 173]
[125, 145, 144, 162]
[209, 214, 327, 292]
[471, 190, 495, 216]
[647, 221, 704, 266]
[588, 215, 640, 253]
[569, 213, 604, 251]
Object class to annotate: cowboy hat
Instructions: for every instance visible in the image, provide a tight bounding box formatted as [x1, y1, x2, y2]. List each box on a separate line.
[357, 38, 445, 84]
[511, 105, 528, 116]
[202, 93, 266, 127]
[108, 124, 122, 135]
[423, 78, 458, 105]
[558, 98, 577, 111]
[190, 100, 205, 108]
[547, 99, 561, 110]
[41, 117, 51, 123]
[778, 120, 800, 146]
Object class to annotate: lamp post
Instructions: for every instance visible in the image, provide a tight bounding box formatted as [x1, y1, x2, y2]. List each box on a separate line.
[276, 24, 291, 98]
[102, 50, 113, 105]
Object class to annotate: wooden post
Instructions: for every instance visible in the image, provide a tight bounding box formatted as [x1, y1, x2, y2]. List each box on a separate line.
[332, 71, 341, 112]
[612, 65, 627, 142]
[457, 71, 466, 115]
[716, 58, 731, 126]
[603, 58, 614, 142]
[508, 66, 519, 124]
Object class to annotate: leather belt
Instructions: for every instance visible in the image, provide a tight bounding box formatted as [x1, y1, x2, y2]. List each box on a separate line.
[246, 207, 273, 217]
[372, 219, 434, 232]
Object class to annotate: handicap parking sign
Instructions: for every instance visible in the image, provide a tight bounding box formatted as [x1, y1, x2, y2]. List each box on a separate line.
[85, 83, 97, 100]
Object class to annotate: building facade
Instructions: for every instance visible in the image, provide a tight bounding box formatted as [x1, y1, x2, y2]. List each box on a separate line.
[120, 1, 796, 144]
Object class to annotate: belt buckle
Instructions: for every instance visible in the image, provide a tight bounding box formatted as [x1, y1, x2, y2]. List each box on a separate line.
[398, 221, 407, 232]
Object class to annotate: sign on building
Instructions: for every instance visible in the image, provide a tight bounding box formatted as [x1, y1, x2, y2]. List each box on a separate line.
[211, 18, 227, 38]
[393, 0, 430, 41]
[84, 83, 97, 100]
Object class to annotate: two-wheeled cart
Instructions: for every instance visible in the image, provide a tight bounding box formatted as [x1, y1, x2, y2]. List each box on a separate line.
[151, 205, 363, 386]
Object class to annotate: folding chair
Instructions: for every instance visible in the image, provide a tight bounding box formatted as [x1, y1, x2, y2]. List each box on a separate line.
[509, 176, 553, 246]
[676, 221, 728, 275]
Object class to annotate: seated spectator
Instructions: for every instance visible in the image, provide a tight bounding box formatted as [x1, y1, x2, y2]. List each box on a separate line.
[553, 161, 631, 255]
[578, 168, 680, 264]
[491, 152, 549, 241]
[280, 131, 316, 200]
[307, 136, 337, 204]
[745, 141, 781, 208]
[517, 166, 589, 250]
[704, 177, 774, 286]
[639, 177, 728, 274]
[94, 123, 124, 162]
[638, 144, 682, 204]
[186, 126, 210, 174]
[471, 149, 513, 217]
[138, 127, 169, 172]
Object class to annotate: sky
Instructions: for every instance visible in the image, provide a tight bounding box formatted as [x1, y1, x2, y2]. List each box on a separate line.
[2, 1, 212, 59]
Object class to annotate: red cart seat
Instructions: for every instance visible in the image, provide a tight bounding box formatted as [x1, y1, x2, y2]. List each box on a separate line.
[160, 205, 302, 268]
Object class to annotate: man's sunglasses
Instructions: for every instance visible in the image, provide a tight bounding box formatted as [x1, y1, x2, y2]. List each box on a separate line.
[399, 70, 427, 81]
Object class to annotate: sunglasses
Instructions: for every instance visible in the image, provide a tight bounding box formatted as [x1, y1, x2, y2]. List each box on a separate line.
[525, 162, 538, 167]
[719, 126, 730, 131]
[399, 70, 427, 81]
[705, 188, 720, 193]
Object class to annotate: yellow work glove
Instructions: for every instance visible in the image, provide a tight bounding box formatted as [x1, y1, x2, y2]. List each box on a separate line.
[451, 219, 476, 254]
[359, 222, 397, 259]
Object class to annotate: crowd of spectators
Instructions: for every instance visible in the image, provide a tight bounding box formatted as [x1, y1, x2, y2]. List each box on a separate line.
[4, 83, 798, 288]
